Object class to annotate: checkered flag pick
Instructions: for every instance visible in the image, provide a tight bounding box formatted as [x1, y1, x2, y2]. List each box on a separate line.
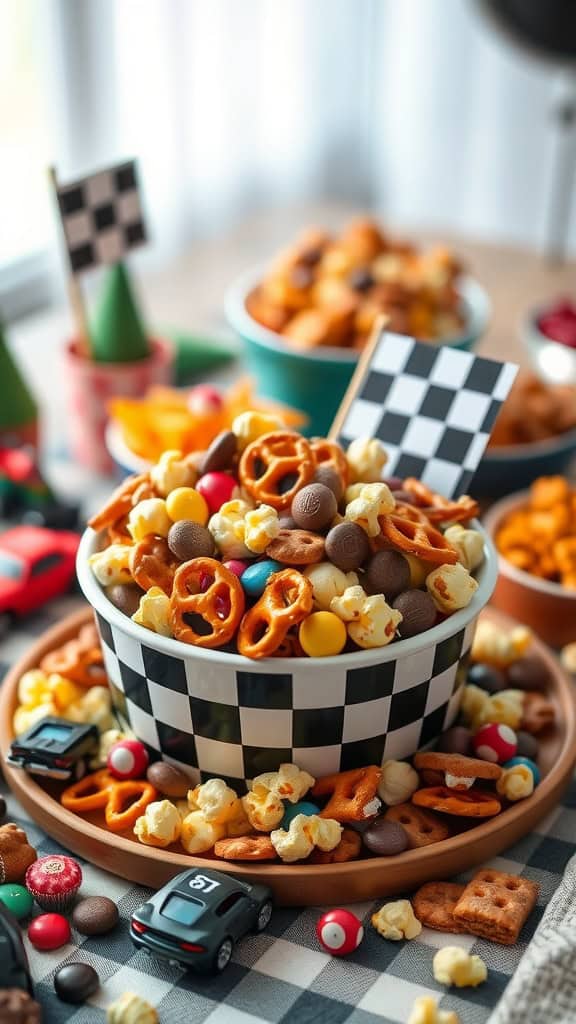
[337, 331, 518, 498]
[55, 160, 147, 275]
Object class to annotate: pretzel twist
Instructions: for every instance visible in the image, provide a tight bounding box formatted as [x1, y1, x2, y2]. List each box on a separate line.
[402, 479, 479, 524]
[310, 438, 349, 485]
[88, 473, 154, 533]
[169, 557, 245, 648]
[378, 513, 458, 564]
[237, 568, 313, 659]
[412, 786, 501, 817]
[239, 431, 315, 510]
[130, 535, 180, 595]
[41, 623, 107, 688]
[61, 769, 157, 832]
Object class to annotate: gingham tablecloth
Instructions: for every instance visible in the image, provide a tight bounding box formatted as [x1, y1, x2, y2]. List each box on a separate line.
[1, 596, 575, 1024]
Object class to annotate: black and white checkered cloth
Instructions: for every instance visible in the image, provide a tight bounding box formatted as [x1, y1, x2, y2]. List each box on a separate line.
[338, 334, 518, 499]
[55, 161, 146, 274]
[1, 595, 574, 1024]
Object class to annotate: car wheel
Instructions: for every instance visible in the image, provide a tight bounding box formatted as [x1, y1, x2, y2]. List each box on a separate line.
[213, 937, 233, 973]
[254, 900, 273, 933]
[0, 612, 14, 641]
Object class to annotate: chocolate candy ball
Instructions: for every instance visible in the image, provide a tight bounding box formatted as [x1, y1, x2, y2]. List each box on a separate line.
[365, 551, 410, 600]
[199, 430, 237, 475]
[516, 730, 539, 761]
[437, 726, 473, 756]
[313, 465, 344, 502]
[72, 896, 119, 936]
[167, 519, 215, 561]
[105, 583, 143, 617]
[508, 656, 550, 692]
[467, 662, 507, 694]
[146, 761, 191, 798]
[362, 820, 408, 856]
[382, 476, 404, 491]
[55, 963, 99, 1004]
[0, 990, 41, 1024]
[292, 483, 337, 532]
[325, 522, 370, 572]
[393, 590, 436, 638]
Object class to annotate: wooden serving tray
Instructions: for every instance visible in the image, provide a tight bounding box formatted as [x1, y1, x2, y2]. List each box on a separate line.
[1, 608, 575, 906]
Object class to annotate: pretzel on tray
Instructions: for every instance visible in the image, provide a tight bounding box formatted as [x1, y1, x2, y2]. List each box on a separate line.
[239, 431, 315, 510]
[311, 765, 382, 822]
[61, 769, 157, 832]
[40, 624, 107, 688]
[170, 557, 245, 648]
[412, 786, 501, 818]
[237, 568, 313, 658]
[213, 835, 277, 861]
[402, 479, 479, 524]
[378, 513, 459, 564]
[130, 535, 180, 596]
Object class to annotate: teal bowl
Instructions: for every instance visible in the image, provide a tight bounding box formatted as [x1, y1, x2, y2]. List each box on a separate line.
[225, 268, 491, 437]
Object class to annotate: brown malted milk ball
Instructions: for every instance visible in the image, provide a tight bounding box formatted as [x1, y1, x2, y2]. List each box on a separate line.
[167, 520, 215, 561]
[72, 896, 119, 935]
[105, 584, 143, 618]
[313, 464, 345, 503]
[393, 589, 437, 638]
[291, 483, 337, 532]
[364, 551, 410, 601]
[507, 655, 551, 692]
[199, 430, 237, 475]
[437, 726, 473, 756]
[147, 761, 191, 798]
[325, 522, 371, 572]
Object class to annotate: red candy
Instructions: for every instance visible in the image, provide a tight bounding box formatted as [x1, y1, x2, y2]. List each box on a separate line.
[316, 908, 364, 955]
[196, 472, 237, 514]
[28, 913, 71, 950]
[473, 723, 517, 764]
[538, 299, 576, 349]
[187, 384, 223, 415]
[223, 559, 250, 577]
[107, 739, 149, 780]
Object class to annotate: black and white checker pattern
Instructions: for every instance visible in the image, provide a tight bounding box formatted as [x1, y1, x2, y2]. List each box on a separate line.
[338, 333, 518, 499]
[94, 612, 477, 791]
[56, 161, 146, 274]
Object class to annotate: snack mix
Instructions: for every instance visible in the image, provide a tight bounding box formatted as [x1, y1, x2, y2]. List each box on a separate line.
[246, 219, 465, 350]
[495, 475, 576, 587]
[488, 372, 576, 448]
[87, 420, 484, 659]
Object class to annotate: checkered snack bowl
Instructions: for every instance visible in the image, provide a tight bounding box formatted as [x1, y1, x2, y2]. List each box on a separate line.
[77, 524, 497, 790]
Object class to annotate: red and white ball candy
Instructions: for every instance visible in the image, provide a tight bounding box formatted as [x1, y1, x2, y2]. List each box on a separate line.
[187, 384, 223, 416]
[316, 909, 364, 956]
[473, 723, 517, 764]
[107, 739, 149, 780]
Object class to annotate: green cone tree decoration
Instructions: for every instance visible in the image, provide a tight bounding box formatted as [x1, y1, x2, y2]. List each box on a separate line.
[0, 316, 38, 435]
[90, 262, 150, 363]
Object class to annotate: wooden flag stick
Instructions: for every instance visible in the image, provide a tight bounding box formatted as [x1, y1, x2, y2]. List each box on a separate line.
[48, 166, 92, 360]
[328, 314, 388, 440]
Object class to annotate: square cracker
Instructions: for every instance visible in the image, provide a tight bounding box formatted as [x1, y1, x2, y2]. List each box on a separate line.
[413, 881, 467, 933]
[453, 869, 539, 945]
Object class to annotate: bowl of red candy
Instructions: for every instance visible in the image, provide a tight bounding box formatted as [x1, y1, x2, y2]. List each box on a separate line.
[522, 298, 576, 385]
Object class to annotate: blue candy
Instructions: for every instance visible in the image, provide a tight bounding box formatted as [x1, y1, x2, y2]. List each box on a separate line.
[241, 559, 283, 597]
[280, 801, 320, 830]
[504, 756, 541, 786]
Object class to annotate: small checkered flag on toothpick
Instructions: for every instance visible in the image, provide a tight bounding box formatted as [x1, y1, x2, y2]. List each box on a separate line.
[330, 322, 518, 498]
[53, 160, 146, 275]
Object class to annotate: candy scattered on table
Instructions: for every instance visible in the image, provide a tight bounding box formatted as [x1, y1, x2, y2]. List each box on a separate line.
[54, 961, 100, 1003]
[371, 899, 422, 941]
[316, 908, 363, 954]
[146, 761, 191, 798]
[25, 854, 82, 912]
[28, 912, 71, 951]
[0, 883, 34, 920]
[72, 895, 119, 935]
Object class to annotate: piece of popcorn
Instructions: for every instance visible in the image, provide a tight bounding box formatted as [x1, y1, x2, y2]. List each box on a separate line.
[378, 760, 420, 806]
[208, 499, 252, 559]
[471, 620, 532, 668]
[13, 702, 56, 736]
[252, 763, 315, 804]
[331, 586, 402, 648]
[190, 779, 240, 825]
[344, 482, 395, 537]
[243, 786, 285, 831]
[408, 996, 460, 1024]
[150, 449, 196, 497]
[89, 544, 133, 586]
[304, 562, 359, 611]
[344, 483, 365, 503]
[444, 525, 485, 572]
[496, 763, 534, 801]
[180, 809, 226, 854]
[107, 991, 158, 1024]
[480, 689, 525, 730]
[371, 900, 422, 941]
[330, 584, 367, 622]
[90, 728, 128, 769]
[47, 674, 84, 712]
[17, 669, 51, 708]
[426, 562, 479, 614]
[232, 410, 283, 451]
[561, 641, 576, 674]
[460, 684, 490, 726]
[134, 800, 182, 848]
[132, 587, 172, 637]
[346, 437, 388, 484]
[127, 498, 172, 541]
[67, 686, 114, 731]
[433, 946, 487, 988]
[270, 813, 342, 863]
[244, 504, 280, 554]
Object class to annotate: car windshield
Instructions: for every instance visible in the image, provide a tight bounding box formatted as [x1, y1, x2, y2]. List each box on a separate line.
[161, 895, 205, 927]
[0, 552, 23, 580]
[33, 723, 74, 743]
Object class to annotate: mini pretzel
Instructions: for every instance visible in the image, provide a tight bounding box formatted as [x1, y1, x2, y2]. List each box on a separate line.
[378, 513, 458, 564]
[61, 769, 157, 832]
[237, 568, 313, 659]
[412, 786, 501, 818]
[266, 528, 325, 565]
[239, 431, 315, 510]
[311, 765, 382, 822]
[308, 827, 361, 863]
[402, 479, 479, 524]
[170, 557, 245, 649]
[130, 536, 180, 595]
[213, 835, 277, 861]
[310, 438, 349, 485]
[88, 473, 154, 532]
[41, 640, 107, 688]
[521, 692, 555, 734]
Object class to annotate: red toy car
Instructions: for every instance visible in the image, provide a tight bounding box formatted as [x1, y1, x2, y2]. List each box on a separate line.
[0, 526, 80, 636]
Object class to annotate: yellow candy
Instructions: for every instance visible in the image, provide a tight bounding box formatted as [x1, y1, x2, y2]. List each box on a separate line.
[166, 486, 209, 526]
[299, 611, 347, 657]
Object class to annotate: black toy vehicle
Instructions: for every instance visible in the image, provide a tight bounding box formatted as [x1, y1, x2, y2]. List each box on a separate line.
[7, 717, 99, 781]
[0, 901, 34, 994]
[130, 867, 273, 973]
